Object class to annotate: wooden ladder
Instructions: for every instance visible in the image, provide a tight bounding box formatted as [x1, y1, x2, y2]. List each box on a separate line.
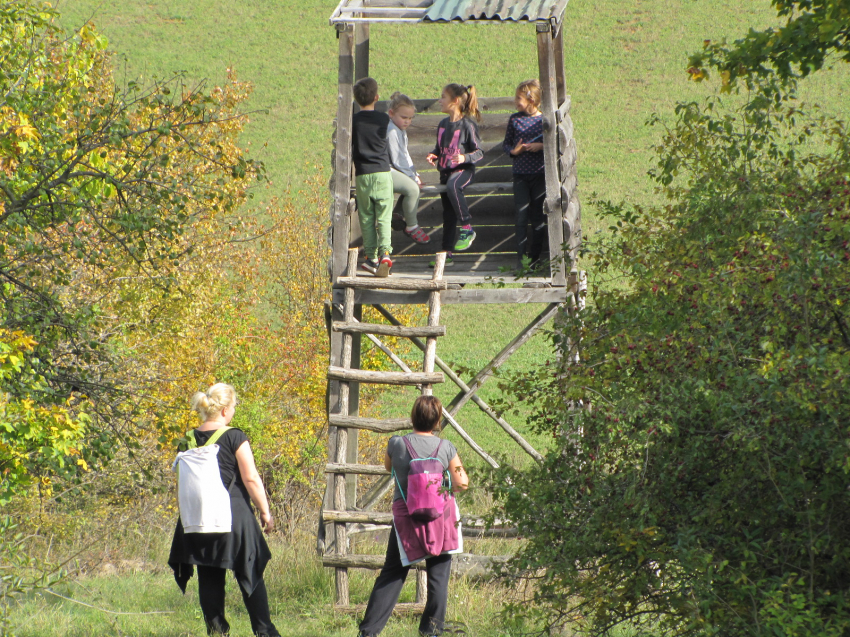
[324, 247, 448, 609]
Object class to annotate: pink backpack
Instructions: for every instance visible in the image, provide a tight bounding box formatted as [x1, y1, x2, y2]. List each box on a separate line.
[396, 436, 450, 521]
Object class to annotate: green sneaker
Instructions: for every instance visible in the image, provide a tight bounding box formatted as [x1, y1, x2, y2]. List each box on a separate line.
[429, 254, 454, 268]
[453, 228, 476, 251]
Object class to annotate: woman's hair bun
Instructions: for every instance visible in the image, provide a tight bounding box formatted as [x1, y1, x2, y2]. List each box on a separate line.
[191, 383, 237, 421]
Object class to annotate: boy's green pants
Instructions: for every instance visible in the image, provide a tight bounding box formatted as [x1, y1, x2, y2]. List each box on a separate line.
[355, 172, 393, 260]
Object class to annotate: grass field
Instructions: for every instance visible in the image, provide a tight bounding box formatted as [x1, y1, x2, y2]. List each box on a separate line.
[19, 0, 850, 634]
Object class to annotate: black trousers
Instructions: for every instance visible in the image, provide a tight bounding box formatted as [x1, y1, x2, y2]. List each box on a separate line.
[359, 527, 453, 636]
[197, 565, 280, 636]
[440, 167, 476, 251]
[514, 173, 547, 265]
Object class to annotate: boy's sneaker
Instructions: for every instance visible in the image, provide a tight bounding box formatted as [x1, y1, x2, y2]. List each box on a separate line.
[404, 226, 431, 244]
[360, 257, 378, 274]
[390, 213, 405, 231]
[429, 254, 454, 268]
[453, 228, 476, 251]
[377, 253, 392, 277]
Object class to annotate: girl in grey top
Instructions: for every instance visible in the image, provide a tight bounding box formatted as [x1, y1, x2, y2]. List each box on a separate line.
[387, 92, 430, 245]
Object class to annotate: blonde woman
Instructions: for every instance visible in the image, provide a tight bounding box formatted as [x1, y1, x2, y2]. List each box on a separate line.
[168, 383, 280, 637]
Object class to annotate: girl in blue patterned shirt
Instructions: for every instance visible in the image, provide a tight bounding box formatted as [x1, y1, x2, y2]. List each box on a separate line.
[502, 79, 546, 270]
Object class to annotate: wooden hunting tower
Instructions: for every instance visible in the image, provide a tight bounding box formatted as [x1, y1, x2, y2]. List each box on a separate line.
[321, 0, 585, 612]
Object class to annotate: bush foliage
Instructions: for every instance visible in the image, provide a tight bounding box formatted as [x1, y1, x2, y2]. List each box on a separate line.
[491, 78, 850, 636]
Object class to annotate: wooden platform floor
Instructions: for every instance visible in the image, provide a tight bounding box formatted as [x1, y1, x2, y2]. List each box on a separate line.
[355, 192, 554, 284]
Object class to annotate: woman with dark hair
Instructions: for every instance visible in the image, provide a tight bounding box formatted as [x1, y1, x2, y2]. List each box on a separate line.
[357, 395, 469, 637]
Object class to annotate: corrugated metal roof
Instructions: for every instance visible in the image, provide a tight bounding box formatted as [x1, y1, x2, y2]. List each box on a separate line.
[423, 0, 568, 23]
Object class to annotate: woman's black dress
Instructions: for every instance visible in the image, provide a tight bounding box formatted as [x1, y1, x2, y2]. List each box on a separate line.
[168, 428, 272, 595]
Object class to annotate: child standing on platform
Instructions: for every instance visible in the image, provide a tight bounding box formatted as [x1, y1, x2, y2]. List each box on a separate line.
[503, 79, 546, 271]
[352, 77, 393, 277]
[387, 92, 430, 245]
[426, 83, 483, 266]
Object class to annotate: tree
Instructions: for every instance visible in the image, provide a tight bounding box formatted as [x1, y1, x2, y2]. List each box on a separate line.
[0, 0, 268, 497]
[489, 52, 850, 637]
[687, 0, 850, 85]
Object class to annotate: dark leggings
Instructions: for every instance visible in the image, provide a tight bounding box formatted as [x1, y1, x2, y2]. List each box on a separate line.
[359, 527, 453, 636]
[197, 565, 279, 636]
[514, 173, 547, 264]
[440, 167, 475, 251]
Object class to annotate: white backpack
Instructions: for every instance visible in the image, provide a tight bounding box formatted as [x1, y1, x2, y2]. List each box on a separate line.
[173, 427, 235, 534]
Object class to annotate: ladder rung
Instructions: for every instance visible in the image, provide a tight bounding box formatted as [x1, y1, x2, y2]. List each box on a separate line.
[332, 321, 446, 338]
[324, 554, 419, 570]
[333, 602, 425, 614]
[322, 553, 510, 577]
[328, 414, 411, 432]
[327, 367, 444, 385]
[325, 463, 389, 475]
[335, 277, 448, 291]
[324, 510, 392, 524]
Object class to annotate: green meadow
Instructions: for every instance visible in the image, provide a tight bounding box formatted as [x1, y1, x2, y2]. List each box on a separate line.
[11, 0, 847, 635]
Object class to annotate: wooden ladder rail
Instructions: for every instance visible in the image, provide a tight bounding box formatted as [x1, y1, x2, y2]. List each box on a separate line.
[327, 248, 448, 608]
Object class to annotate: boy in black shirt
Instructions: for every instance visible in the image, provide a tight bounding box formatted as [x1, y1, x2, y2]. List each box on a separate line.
[352, 77, 393, 276]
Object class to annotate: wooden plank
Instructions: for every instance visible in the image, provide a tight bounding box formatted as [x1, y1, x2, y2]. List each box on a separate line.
[335, 276, 448, 291]
[334, 602, 425, 615]
[368, 0, 432, 7]
[558, 115, 574, 152]
[346, 303, 362, 511]
[560, 169, 577, 209]
[416, 181, 513, 196]
[333, 321, 446, 338]
[333, 248, 359, 607]
[332, 286, 569, 305]
[329, 414, 411, 432]
[328, 367, 444, 385]
[446, 303, 560, 431]
[326, 463, 390, 476]
[416, 164, 513, 186]
[537, 22, 566, 286]
[554, 26, 567, 107]
[557, 96, 571, 123]
[409, 144, 509, 168]
[354, 23, 369, 81]
[322, 510, 511, 527]
[402, 113, 512, 145]
[422, 252, 446, 395]
[322, 553, 510, 578]
[356, 474, 394, 509]
[331, 26, 355, 285]
[390, 225, 519, 258]
[342, 6, 427, 14]
[405, 194, 515, 227]
[375, 96, 515, 114]
[416, 569, 428, 604]
[558, 136, 576, 179]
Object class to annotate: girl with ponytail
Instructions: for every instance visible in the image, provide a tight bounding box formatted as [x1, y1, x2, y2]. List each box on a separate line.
[425, 83, 484, 264]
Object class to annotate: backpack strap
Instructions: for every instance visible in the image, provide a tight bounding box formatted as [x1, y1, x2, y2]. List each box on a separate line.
[185, 426, 232, 449]
[203, 426, 232, 447]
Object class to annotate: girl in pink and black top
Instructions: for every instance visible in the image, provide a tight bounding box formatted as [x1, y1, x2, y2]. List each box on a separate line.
[426, 84, 483, 264]
[503, 79, 546, 271]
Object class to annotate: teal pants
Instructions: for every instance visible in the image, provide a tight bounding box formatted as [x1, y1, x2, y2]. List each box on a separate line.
[355, 172, 393, 260]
